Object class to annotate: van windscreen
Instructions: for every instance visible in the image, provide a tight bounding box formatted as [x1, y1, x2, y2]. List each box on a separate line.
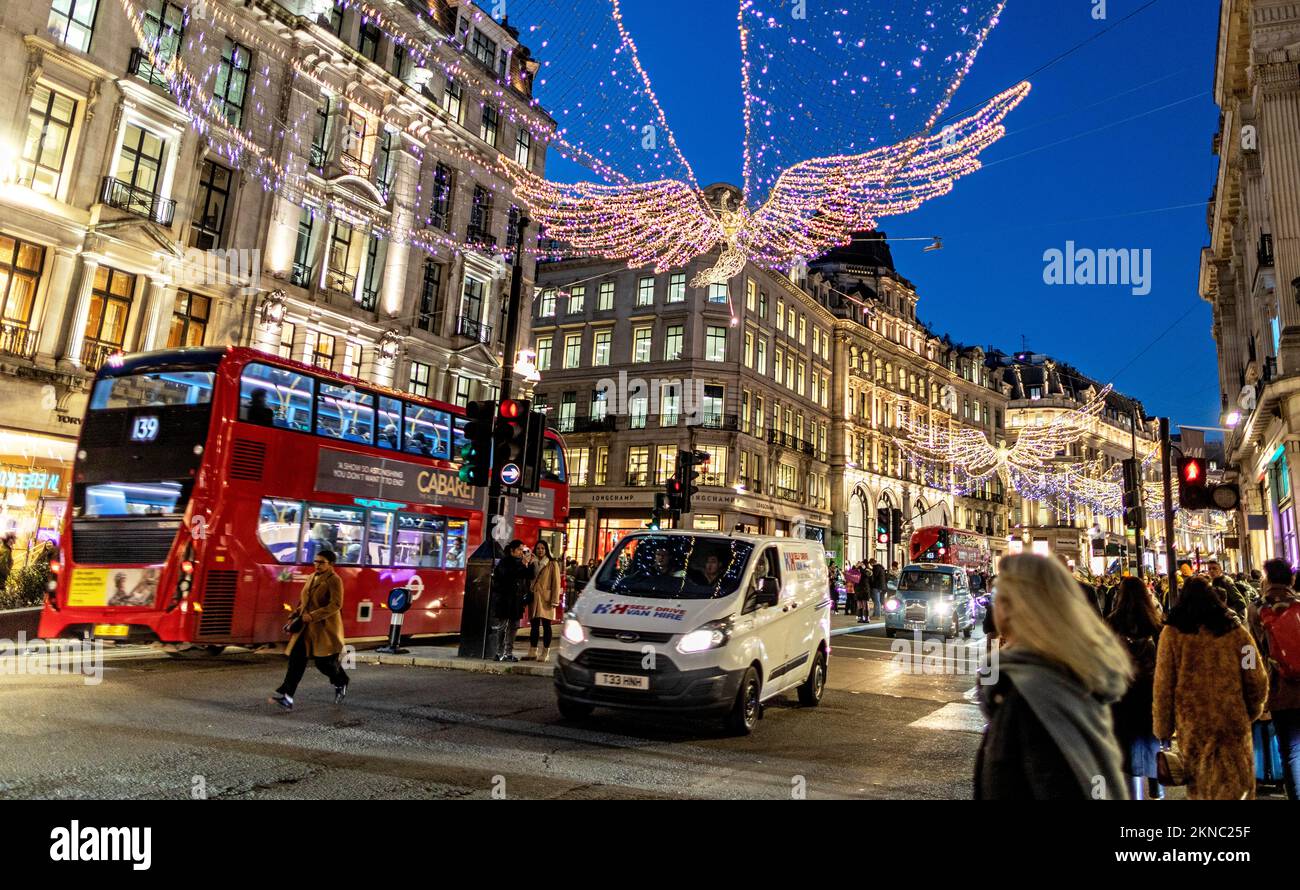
[594, 535, 754, 600]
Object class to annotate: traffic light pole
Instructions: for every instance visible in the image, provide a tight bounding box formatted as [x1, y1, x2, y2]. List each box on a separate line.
[1128, 401, 1144, 580]
[484, 214, 531, 544]
[1159, 417, 1178, 596]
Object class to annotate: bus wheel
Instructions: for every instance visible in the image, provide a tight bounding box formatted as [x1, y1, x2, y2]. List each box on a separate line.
[167, 645, 225, 658]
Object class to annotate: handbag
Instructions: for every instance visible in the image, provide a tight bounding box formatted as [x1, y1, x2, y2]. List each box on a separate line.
[284, 614, 304, 635]
[1156, 745, 1187, 787]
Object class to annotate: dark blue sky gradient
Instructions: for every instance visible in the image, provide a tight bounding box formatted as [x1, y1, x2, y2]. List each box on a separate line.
[586, 0, 1221, 428]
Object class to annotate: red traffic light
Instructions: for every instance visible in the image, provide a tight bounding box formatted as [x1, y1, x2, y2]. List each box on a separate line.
[667, 480, 683, 494]
[499, 400, 522, 420]
[1181, 458, 1204, 484]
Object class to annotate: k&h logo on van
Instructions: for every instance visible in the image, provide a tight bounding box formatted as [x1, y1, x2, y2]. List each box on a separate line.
[49, 821, 151, 871]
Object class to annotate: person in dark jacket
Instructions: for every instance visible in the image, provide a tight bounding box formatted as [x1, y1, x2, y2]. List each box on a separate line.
[975, 554, 1133, 800]
[1208, 560, 1248, 618]
[0, 532, 15, 592]
[492, 540, 534, 662]
[867, 560, 886, 622]
[1248, 558, 1300, 800]
[1106, 577, 1164, 799]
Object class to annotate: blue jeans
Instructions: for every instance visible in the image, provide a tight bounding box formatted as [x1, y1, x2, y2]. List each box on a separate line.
[1275, 709, 1300, 801]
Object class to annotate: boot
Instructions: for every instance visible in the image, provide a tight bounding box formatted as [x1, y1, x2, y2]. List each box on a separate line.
[539, 646, 550, 663]
[525, 646, 539, 661]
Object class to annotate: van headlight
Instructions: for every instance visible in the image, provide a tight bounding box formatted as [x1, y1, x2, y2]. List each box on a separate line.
[932, 600, 951, 616]
[676, 619, 732, 654]
[562, 617, 586, 644]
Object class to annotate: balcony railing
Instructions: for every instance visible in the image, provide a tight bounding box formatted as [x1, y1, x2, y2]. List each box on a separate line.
[693, 413, 739, 431]
[767, 428, 816, 456]
[290, 262, 314, 288]
[572, 415, 617, 434]
[325, 268, 356, 296]
[737, 476, 763, 493]
[456, 315, 492, 344]
[0, 324, 39, 361]
[339, 152, 371, 178]
[466, 225, 497, 248]
[100, 177, 176, 226]
[776, 486, 803, 503]
[81, 338, 124, 372]
[359, 286, 379, 311]
[127, 48, 172, 91]
[309, 144, 327, 172]
[624, 473, 653, 487]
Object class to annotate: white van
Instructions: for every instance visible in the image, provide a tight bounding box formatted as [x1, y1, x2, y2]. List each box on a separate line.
[554, 531, 831, 734]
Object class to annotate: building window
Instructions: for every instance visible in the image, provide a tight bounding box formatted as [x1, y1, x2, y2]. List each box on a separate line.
[48, 0, 100, 52]
[699, 445, 727, 484]
[798, 315, 806, 345]
[213, 39, 251, 127]
[759, 291, 767, 319]
[442, 78, 463, 123]
[776, 298, 785, 332]
[341, 109, 376, 177]
[470, 29, 498, 68]
[632, 326, 652, 363]
[568, 447, 590, 486]
[291, 206, 316, 286]
[360, 234, 384, 311]
[558, 392, 577, 433]
[408, 361, 431, 397]
[417, 260, 444, 333]
[667, 273, 686, 303]
[664, 325, 683, 361]
[310, 331, 336, 371]
[277, 323, 295, 359]
[535, 335, 553, 371]
[705, 326, 726, 362]
[598, 281, 614, 311]
[469, 185, 493, 239]
[390, 43, 409, 80]
[746, 278, 756, 311]
[629, 394, 648, 429]
[84, 266, 136, 354]
[626, 446, 650, 486]
[135, 1, 185, 85]
[594, 446, 609, 486]
[357, 20, 381, 61]
[19, 85, 77, 197]
[568, 284, 586, 313]
[455, 375, 472, 408]
[114, 123, 166, 197]
[326, 219, 357, 294]
[460, 274, 485, 325]
[744, 331, 753, 367]
[539, 289, 556, 318]
[637, 276, 654, 307]
[0, 237, 45, 332]
[505, 205, 522, 249]
[189, 158, 232, 249]
[515, 127, 532, 167]
[427, 162, 453, 230]
[591, 387, 609, 421]
[375, 130, 398, 198]
[708, 283, 728, 304]
[593, 329, 611, 366]
[166, 291, 209, 348]
[702, 385, 724, 426]
[661, 383, 680, 426]
[563, 333, 582, 369]
[310, 94, 331, 170]
[655, 447, 676, 485]
[755, 337, 767, 375]
[479, 104, 500, 147]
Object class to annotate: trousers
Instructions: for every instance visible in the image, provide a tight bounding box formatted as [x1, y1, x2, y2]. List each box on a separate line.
[277, 637, 348, 698]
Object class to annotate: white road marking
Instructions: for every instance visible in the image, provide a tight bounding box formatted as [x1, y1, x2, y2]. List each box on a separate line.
[908, 702, 986, 734]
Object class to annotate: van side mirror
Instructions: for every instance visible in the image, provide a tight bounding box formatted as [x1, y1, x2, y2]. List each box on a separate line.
[755, 576, 780, 608]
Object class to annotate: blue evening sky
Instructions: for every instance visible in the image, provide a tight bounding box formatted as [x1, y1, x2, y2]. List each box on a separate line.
[577, 0, 1222, 429]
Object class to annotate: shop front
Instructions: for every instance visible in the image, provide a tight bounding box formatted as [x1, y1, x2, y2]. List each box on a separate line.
[0, 429, 75, 560]
[1267, 446, 1298, 566]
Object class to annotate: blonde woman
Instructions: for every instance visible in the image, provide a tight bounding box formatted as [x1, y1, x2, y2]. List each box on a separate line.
[975, 554, 1134, 800]
[527, 540, 563, 662]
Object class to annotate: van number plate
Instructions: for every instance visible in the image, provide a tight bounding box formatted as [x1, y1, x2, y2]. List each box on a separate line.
[595, 672, 649, 690]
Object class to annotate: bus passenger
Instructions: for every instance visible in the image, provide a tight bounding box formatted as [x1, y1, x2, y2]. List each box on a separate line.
[246, 388, 276, 426]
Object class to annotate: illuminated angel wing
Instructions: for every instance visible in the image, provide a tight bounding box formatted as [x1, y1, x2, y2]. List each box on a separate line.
[739, 82, 1030, 271]
[895, 412, 1003, 482]
[508, 165, 724, 271]
[1006, 384, 1112, 470]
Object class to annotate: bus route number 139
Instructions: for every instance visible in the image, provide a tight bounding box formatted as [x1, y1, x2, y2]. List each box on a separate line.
[131, 416, 160, 443]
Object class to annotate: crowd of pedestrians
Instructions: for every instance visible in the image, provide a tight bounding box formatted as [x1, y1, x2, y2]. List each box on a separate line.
[974, 553, 1299, 801]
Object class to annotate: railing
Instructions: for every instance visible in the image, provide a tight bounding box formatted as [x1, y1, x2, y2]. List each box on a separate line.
[340, 151, 371, 178]
[81, 339, 124, 371]
[358, 286, 379, 311]
[572, 415, 617, 433]
[700, 472, 726, 487]
[737, 476, 763, 493]
[0, 324, 39, 361]
[624, 473, 652, 487]
[100, 177, 175, 226]
[309, 144, 327, 172]
[456, 315, 492, 344]
[767, 428, 816, 456]
[127, 48, 172, 91]
[325, 268, 356, 296]
[290, 262, 314, 288]
[776, 486, 803, 503]
[466, 225, 497, 248]
[628, 412, 650, 430]
[693, 413, 739, 431]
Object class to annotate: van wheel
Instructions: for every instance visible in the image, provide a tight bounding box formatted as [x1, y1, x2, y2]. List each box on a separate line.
[961, 625, 973, 640]
[884, 628, 897, 638]
[556, 697, 594, 721]
[797, 650, 826, 707]
[725, 667, 761, 735]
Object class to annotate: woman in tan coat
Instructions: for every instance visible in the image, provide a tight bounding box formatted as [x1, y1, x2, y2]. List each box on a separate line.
[1154, 577, 1268, 799]
[270, 549, 349, 711]
[527, 540, 563, 662]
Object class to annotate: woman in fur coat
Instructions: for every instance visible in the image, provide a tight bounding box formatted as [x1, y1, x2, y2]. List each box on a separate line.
[1153, 577, 1269, 799]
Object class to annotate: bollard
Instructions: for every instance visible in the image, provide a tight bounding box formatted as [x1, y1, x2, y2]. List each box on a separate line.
[375, 587, 411, 654]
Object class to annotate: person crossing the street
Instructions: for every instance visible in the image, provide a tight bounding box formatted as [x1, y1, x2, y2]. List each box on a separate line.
[270, 549, 349, 711]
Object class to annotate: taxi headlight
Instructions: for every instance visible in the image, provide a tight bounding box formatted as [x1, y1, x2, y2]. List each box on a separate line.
[884, 598, 901, 613]
[677, 620, 732, 654]
[562, 617, 586, 645]
[932, 600, 952, 616]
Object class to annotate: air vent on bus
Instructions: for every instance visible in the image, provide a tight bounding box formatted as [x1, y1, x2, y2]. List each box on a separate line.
[72, 519, 180, 565]
[197, 570, 238, 638]
[229, 439, 266, 482]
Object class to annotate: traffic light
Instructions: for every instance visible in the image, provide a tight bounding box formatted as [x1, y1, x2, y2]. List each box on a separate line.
[677, 449, 709, 514]
[889, 508, 903, 544]
[664, 477, 685, 514]
[877, 512, 890, 545]
[519, 409, 547, 493]
[1177, 456, 1209, 511]
[458, 400, 496, 487]
[1122, 458, 1143, 530]
[492, 399, 531, 490]
[649, 492, 672, 530]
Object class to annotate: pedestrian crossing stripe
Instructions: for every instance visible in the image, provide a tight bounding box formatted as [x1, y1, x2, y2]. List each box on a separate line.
[908, 702, 985, 734]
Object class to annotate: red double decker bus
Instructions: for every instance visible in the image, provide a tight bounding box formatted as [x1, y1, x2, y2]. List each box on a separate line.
[39, 347, 568, 651]
[909, 526, 992, 579]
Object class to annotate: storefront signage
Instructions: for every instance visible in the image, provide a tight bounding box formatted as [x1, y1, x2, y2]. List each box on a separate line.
[586, 493, 641, 503]
[0, 468, 63, 493]
[315, 448, 477, 508]
[510, 488, 556, 520]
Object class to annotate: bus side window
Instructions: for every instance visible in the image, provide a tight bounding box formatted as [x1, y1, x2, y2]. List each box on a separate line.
[394, 514, 445, 567]
[444, 519, 468, 569]
[303, 504, 365, 565]
[366, 511, 394, 566]
[377, 396, 402, 450]
[542, 438, 565, 482]
[240, 364, 313, 432]
[403, 404, 436, 457]
[257, 498, 304, 564]
[316, 383, 375, 445]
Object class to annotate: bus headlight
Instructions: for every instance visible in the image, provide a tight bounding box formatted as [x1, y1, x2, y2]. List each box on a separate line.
[562, 617, 586, 645]
[677, 619, 732, 654]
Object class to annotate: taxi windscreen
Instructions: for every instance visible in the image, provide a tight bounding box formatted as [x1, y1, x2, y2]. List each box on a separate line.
[899, 570, 954, 593]
[594, 535, 754, 600]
